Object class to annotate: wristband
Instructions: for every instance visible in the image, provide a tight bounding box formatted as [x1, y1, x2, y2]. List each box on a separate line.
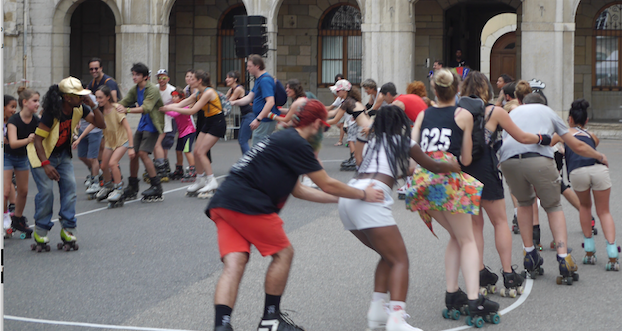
[255, 118, 262, 122]
[267, 112, 278, 120]
[41, 160, 50, 166]
[126, 107, 130, 114]
[360, 189, 366, 201]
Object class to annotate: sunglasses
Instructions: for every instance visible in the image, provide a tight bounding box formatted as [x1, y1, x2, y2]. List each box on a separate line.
[89, 67, 100, 71]
[158, 76, 169, 81]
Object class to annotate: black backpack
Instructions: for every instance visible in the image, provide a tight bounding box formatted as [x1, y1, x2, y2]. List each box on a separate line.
[457, 95, 487, 161]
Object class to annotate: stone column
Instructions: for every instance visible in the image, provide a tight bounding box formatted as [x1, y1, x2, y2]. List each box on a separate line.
[521, 0, 575, 118]
[361, 0, 415, 94]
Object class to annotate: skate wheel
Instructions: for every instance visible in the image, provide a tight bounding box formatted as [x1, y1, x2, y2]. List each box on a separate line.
[45, 245, 51, 252]
[550, 241, 556, 250]
[491, 314, 501, 324]
[466, 317, 473, 326]
[452, 310, 460, 320]
[566, 277, 573, 285]
[517, 286, 524, 295]
[20, 233, 26, 240]
[509, 289, 517, 298]
[556, 276, 562, 285]
[490, 285, 497, 294]
[31, 244, 36, 251]
[74, 243, 79, 251]
[398, 193, 405, 200]
[499, 288, 506, 297]
[475, 317, 485, 328]
[442, 308, 450, 319]
[57, 243, 63, 250]
[538, 267, 544, 275]
[36, 245, 42, 252]
[572, 273, 579, 282]
[479, 287, 488, 296]
[593, 228, 598, 235]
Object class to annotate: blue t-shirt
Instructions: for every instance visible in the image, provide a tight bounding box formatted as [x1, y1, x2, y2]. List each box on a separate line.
[136, 87, 157, 133]
[252, 73, 280, 122]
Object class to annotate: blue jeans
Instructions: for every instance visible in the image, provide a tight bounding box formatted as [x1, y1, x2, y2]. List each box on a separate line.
[31, 150, 77, 231]
[238, 113, 254, 155]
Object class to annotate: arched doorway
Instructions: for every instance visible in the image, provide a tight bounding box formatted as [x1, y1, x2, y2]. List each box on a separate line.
[490, 32, 516, 95]
[69, 0, 116, 83]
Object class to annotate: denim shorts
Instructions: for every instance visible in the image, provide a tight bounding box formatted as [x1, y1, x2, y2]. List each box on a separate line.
[77, 131, 103, 159]
[4, 153, 30, 171]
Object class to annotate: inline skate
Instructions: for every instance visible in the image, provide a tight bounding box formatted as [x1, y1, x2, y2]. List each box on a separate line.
[121, 177, 140, 201]
[197, 176, 219, 199]
[141, 176, 164, 202]
[466, 295, 500, 328]
[31, 231, 51, 252]
[556, 254, 579, 285]
[186, 175, 207, 197]
[479, 266, 498, 296]
[442, 288, 469, 320]
[57, 228, 79, 251]
[499, 266, 525, 298]
[85, 180, 102, 200]
[9, 215, 33, 239]
[521, 249, 544, 279]
[96, 181, 114, 202]
[106, 183, 126, 208]
[582, 236, 597, 265]
[340, 153, 357, 171]
[157, 160, 170, 183]
[605, 242, 620, 271]
[169, 165, 184, 180]
[181, 165, 196, 183]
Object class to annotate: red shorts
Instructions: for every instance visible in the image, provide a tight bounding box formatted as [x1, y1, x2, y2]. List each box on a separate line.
[209, 208, 291, 258]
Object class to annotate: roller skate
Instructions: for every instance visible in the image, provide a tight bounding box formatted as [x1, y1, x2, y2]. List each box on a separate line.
[257, 310, 305, 331]
[591, 216, 598, 235]
[521, 248, 544, 279]
[366, 299, 389, 330]
[186, 175, 207, 197]
[605, 242, 620, 271]
[143, 169, 150, 183]
[121, 177, 140, 201]
[85, 181, 102, 200]
[466, 294, 500, 328]
[181, 165, 196, 183]
[8, 203, 15, 214]
[84, 174, 94, 187]
[479, 266, 498, 296]
[57, 228, 79, 251]
[582, 236, 597, 265]
[442, 288, 469, 320]
[556, 254, 579, 285]
[197, 175, 219, 199]
[499, 266, 525, 298]
[385, 309, 423, 331]
[340, 153, 357, 171]
[397, 184, 407, 200]
[157, 160, 170, 183]
[141, 176, 164, 202]
[10, 215, 33, 239]
[533, 225, 543, 251]
[169, 165, 184, 180]
[107, 183, 126, 208]
[511, 214, 519, 234]
[4, 212, 12, 238]
[96, 181, 114, 202]
[30, 231, 51, 252]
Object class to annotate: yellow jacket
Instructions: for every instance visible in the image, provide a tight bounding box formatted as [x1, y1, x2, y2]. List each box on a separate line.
[27, 106, 84, 168]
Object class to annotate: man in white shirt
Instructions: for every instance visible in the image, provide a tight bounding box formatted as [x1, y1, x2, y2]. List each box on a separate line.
[153, 69, 176, 181]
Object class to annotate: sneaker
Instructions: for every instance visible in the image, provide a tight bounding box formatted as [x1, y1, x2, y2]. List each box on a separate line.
[367, 300, 389, 330]
[386, 310, 423, 331]
[257, 311, 304, 331]
[301, 176, 318, 188]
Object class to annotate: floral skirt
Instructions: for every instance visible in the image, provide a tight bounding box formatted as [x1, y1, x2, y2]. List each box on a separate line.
[405, 151, 483, 237]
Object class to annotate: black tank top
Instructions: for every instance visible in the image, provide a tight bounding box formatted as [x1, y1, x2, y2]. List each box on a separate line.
[419, 106, 463, 158]
[565, 128, 597, 174]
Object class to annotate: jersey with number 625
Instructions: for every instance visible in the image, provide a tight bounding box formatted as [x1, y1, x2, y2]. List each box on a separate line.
[419, 106, 463, 157]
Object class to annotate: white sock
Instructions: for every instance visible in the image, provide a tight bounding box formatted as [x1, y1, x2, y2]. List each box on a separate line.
[206, 174, 214, 180]
[558, 253, 568, 258]
[197, 173, 206, 178]
[390, 301, 406, 312]
[514, 208, 517, 217]
[524, 246, 535, 253]
[372, 292, 389, 302]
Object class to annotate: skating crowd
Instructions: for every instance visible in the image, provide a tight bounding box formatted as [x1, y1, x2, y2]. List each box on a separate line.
[3, 53, 620, 331]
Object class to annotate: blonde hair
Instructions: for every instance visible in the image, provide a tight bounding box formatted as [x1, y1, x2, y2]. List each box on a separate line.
[514, 80, 532, 104]
[433, 69, 459, 102]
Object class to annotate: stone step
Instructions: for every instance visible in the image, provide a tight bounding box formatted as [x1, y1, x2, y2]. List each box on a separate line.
[586, 122, 622, 140]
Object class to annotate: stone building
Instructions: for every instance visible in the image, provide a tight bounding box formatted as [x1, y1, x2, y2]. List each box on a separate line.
[3, 0, 622, 121]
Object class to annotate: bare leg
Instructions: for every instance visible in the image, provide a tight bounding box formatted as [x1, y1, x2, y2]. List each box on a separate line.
[351, 230, 391, 294]
[482, 199, 513, 273]
[593, 189, 616, 244]
[138, 151, 157, 177]
[214, 252, 250, 308]
[265, 245, 294, 296]
[562, 187, 581, 211]
[547, 210, 569, 255]
[100, 149, 113, 183]
[574, 189, 594, 238]
[109, 147, 129, 184]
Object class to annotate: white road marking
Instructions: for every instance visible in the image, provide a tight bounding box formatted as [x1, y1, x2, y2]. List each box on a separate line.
[3, 315, 199, 331]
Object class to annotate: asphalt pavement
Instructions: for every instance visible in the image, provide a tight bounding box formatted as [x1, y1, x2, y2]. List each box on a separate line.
[3, 136, 620, 330]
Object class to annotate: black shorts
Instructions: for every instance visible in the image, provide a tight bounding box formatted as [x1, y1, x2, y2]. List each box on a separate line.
[462, 148, 504, 201]
[176, 134, 195, 152]
[200, 112, 227, 138]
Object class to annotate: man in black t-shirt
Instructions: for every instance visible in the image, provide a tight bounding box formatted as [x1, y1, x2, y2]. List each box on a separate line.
[29, 77, 105, 251]
[206, 99, 384, 331]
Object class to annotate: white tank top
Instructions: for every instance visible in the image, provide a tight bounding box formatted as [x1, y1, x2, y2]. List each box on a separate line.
[360, 136, 417, 178]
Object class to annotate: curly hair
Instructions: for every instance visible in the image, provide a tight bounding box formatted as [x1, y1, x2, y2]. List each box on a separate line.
[41, 84, 64, 120]
[406, 81, 427, 98]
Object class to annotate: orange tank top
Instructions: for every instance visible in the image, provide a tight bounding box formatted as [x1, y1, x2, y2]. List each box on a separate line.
[198, 87, 222, 117]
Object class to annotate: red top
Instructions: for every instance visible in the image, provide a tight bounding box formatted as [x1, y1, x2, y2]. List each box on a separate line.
[395, 94, 427, 122]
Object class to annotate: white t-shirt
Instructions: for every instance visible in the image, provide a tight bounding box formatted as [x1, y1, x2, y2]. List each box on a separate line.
[159, 83, 176, 132]
[359, 136, 417, 178]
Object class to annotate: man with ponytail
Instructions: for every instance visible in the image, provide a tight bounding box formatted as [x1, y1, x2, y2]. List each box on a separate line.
[206, 99, 385, 331]
[29, 77, 105, 251]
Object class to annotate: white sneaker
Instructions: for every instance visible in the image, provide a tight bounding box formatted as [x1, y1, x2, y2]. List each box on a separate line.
[3, 212, 11, 230]
[301, 176, 318, 188]
[367, 300, 390, 330]
[396, 184, 407, 195]
[386, 310, 423, 331]
[86, 182, 101, 194]
[187, 175, 207, 193]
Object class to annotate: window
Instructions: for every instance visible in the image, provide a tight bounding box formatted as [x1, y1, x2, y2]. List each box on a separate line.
[218, 5, 247, 87]
[593, 3, 622, 90]
[318, 4, 362, 86]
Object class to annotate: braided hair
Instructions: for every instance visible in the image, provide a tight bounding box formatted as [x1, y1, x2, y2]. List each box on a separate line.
[358, 105, 412, 179]
[41, 84, 64, 120]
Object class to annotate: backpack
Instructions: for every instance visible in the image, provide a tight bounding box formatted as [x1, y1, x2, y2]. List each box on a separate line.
[216, 89, 232, 116]
[274, 79, 287, 106]
[457, 95, 487, 161]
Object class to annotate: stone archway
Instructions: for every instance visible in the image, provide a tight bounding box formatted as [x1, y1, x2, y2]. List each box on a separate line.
[480, 13, 516, 82]
[51, 0, 122, 83]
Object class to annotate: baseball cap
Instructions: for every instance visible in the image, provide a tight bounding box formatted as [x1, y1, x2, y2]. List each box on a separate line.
[58, 77, 91, 96]
[331, 79, 352, 93]
[156, 69, 168, 76]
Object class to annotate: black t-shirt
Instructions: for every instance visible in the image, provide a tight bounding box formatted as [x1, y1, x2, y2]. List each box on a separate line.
[40, 104, 91, 156]
[87, 74, 120, 97]
[207, 128, 323, 216]
[6, 113, 40, 156]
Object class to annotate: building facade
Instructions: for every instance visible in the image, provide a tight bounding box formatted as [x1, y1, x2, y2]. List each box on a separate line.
[3, 0, 622, 120]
